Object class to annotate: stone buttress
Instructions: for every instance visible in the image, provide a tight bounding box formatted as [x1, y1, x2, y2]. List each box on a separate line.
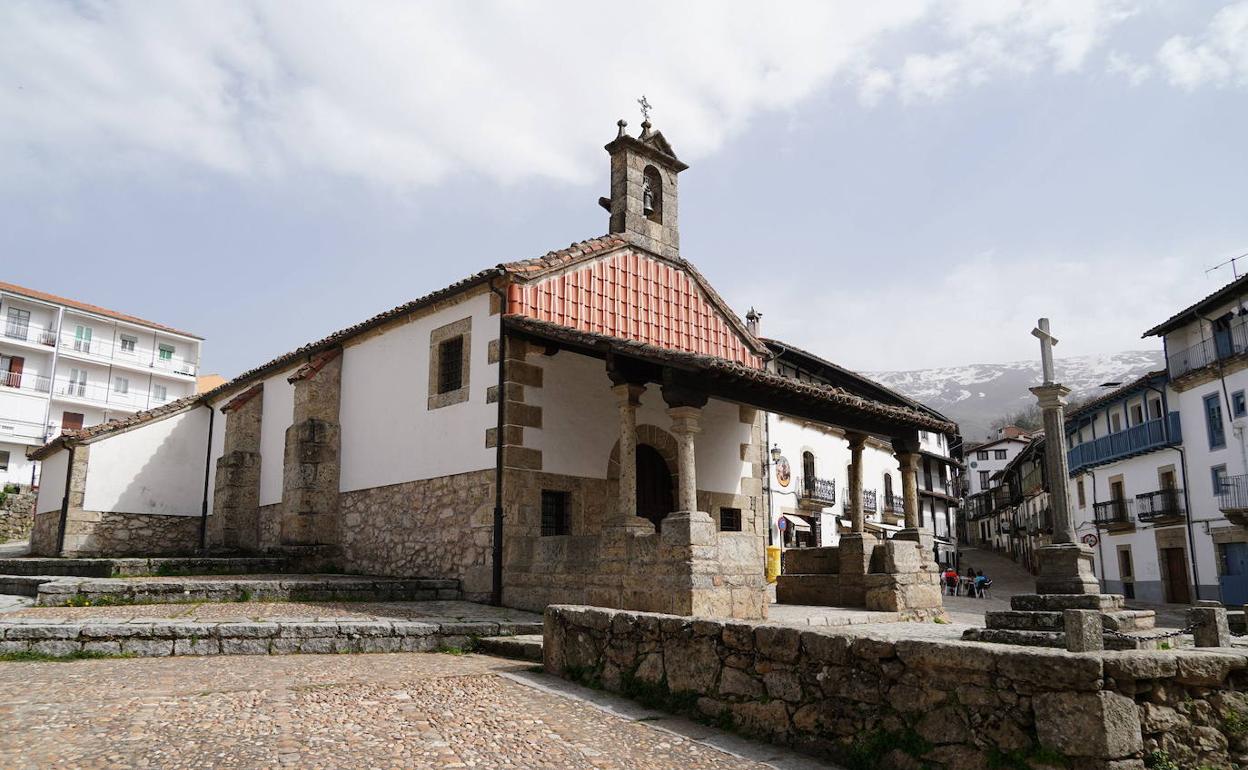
[280, 349, 343, 547]
[210, 385, 263, 551]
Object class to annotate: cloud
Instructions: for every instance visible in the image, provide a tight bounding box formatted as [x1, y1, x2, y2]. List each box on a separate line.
[1158, 0, 1248, 89]
[0, 0, 1145, 190]
[1107, 51, 1152, 85]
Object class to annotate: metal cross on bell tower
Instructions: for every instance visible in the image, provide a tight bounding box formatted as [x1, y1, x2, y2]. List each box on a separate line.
[1031, 318, 1059, 386]
[637, 95, 652, 123]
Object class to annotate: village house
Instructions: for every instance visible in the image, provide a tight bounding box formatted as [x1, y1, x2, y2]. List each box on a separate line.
[26, 120, 954, 620]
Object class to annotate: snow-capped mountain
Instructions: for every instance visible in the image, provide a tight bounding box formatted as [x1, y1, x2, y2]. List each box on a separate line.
[868, 351, 1166, 442]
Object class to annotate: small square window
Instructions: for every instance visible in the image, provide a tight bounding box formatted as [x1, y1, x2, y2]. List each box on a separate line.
[976, 450, 988, 461]
[994, 450, 1007, 460]
[152, 384, 168, 402]
[119, 335, 137, 353]
[437, 336, 464, 394]
[1234, 391, 1246, 419]
[541, 490, 569, 536]
[719, 507, 742, 532]
[113, 377, 129, 394]
[1213, 464, 1228, 496]
[158, 344, 174, 361]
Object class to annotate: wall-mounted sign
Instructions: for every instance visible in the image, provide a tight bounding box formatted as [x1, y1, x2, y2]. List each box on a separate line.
[1081, 533, 1099, 548]
[775, 456, 791, 488]
[778, 517, 788, 531]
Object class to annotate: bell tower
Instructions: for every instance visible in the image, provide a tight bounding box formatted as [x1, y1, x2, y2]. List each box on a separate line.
[598, 117, 688, 258]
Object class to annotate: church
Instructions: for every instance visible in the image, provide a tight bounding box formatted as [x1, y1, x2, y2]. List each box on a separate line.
[29, 119, 956, 620]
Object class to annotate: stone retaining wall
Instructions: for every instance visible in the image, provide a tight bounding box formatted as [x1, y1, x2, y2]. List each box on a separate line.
[32, 576, 461, 606]
[0, 617, 539, 658]
[0, 507, 33, 543]
[544, 604, 1248, 770]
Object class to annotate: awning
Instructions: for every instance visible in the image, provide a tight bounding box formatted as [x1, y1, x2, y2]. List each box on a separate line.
[778, 514, 812, 532]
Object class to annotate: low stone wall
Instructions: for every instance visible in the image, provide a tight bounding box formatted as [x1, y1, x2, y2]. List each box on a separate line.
[0, 616, 540, 658]
[544, 604, 1248, 770]
[59, 510, 201, 557]
[29, 510, 59, 555]
[337, 470, 496, 601]
[33, 576, 461, 606]
[0, 507, 33, 543]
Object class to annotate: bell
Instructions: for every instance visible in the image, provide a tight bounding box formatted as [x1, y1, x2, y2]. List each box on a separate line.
[642, 181, 655, 215]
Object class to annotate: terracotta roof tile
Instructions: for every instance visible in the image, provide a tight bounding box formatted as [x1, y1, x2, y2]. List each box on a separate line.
[0, 280, 201, 339]
[1142, 273, 1248, 337]
[28, 393, 205, 460]
[1065, 369, 1167, 422]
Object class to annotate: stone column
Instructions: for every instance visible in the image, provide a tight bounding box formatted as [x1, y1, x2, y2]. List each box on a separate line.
[611, 382, 648, 528]
[846, 432, 867, 533]
[1031, 383, 1099, 595]
[667, 406, 701, 513]
[898, 452, 920, 530]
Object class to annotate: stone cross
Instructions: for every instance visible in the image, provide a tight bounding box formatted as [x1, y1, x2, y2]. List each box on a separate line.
[1031, 318, 1059, 385]
[637, 95, 652, 123]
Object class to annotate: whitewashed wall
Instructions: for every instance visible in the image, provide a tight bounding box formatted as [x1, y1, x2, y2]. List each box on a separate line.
[529, 350, 749, 493]
[258, 368, 296, 506]
[35, 449, 67, 514]
[339, 292, 496, 492]
[83, 407, 211, 516]
[966, 439, 1028, 495]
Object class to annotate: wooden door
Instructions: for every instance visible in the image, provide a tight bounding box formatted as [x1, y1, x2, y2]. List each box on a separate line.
[1163, 548, 1191, 604]
[61, 412, 84, 431]
[636, 444, 674, 532]
[6, 355, 22, 389]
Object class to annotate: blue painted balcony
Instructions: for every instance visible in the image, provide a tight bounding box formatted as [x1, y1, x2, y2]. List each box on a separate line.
[1066, 412, 1182, 475]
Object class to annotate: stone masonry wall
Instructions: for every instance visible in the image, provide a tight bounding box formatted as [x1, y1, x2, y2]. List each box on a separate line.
[545, 604, 1248, 770]
[281, 350, 342, 546]
[56, 510, 201, 557]
[337, 469, 495, 601]
[211, 386, 263, 551]
[29, 510, 59, 555]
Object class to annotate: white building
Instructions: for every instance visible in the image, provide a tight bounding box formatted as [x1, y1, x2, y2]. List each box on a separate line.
[0, 282, 202, 487]
[965, 436, 1030, 496]
[761, 336, 962, 566]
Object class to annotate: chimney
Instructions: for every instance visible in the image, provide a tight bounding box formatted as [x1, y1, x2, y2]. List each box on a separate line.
[745, 307, 762, 337]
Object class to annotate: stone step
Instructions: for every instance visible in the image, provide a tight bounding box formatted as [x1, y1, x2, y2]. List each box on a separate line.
[31, 575, 462, 606]
[1009, 593, 1125, 612]
[0, 556, 295, 578]
[963, 627, 1160, 650]
[476, 634, 543, 662]
[985, 609, 1156, 633]
[775, 574, 843, 606]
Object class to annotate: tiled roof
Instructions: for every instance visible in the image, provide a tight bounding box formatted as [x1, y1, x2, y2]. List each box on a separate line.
[503, 234, 631, 277]
[1142, 273, 1248, 337]
[1064, 369, 1167, 422]
[28, 393, 205, 460]
[0, 280, 201, 339]
[504, 314, 956, 433]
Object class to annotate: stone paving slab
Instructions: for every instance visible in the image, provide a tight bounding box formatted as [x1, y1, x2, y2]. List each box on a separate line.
[0, 653, 826, 769]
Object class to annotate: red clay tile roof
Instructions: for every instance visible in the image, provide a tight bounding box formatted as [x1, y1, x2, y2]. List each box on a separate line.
[1142, 272, 1248, 337]
[0, 280, 201, 339]
[504, 314, 956, 433]
[27, 393, 205, 460]
[1064, 369, 1167, 422]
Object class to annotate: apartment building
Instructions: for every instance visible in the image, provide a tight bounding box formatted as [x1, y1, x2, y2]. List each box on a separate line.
[0, 282, 202, 486]
[965, 435, 1030, 496]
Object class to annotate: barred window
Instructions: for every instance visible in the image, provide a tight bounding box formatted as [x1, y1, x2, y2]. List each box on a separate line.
[719, 507, 742, 532]
[437, 336, 464, 394]
[541, 490, 569, 536]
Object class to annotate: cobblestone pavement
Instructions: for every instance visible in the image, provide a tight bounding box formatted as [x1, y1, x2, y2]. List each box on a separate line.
[5, 599, 541, 624]
[0, 653, 834, 769]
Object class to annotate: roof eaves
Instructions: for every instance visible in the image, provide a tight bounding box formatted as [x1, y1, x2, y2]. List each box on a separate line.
[1142, 273, 1248, 337]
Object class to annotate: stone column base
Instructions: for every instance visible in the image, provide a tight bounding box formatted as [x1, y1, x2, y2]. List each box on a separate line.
[1035, 543, 1100, 595]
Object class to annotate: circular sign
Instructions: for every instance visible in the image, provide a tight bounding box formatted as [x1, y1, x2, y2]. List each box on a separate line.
[775, 456, 791, 488]
[778, 517, 788, 531]
[1081, 533, 1099, 547]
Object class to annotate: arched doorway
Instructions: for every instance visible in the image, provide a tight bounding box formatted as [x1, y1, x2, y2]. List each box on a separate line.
[636, 443, 675, 532]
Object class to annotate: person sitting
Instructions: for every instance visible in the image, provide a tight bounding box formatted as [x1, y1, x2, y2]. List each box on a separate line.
[975, 570, 991, 598]
[964, 567, 977, 598]
[942, 566, 959, 596]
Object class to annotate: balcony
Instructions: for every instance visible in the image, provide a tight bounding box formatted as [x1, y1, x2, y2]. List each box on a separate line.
[884, 494, 904, 513]
[1067, 413, 1182, 475]
[52, 379, 173, 411]
[841, 488, 878, 514]
[1093, 499, 1134, 530]
[798, 475, 835, 506]
[1167, 316, 1248, 380]
[1219, 475, 1248, 526]
[1136, 488, 1184, 523]
[0, 370, 51, 394]
[2, 322, 57, 348]
[55, 331, 198, 378]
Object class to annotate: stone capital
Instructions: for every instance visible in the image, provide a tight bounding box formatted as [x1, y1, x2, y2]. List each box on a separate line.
[896, 452, 921, 471]
[846, 431, 869, 452]
[612, 382, 646, 407]
[1029, 383, 1072, 409]
[667, 405, 703, 436]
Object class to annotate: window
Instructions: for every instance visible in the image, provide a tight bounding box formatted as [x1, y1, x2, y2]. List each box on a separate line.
[1213, 464, 1228, 496]
[978, 470, 990, 488]
[1150, 399, 1163, 420]
[0, 449, 8, 471]
[66, 368, 87, 397]
[119, 334, 137, 354]
[994, 449, 1007, 460]
[428, 318, 472, 409]
[976, 450, 988, 461]
[5, 308, 29, 340]
[1130, 404, 1144, 425]
[1077, 479, 1086, 508]
[158, 344, 174, 362]
[73, 325, 92, 353]
[113, 377, 129, 395]
[1205, 393, 1226, 449]
[437, 337, 464, 394]
[1110, 413, 1122, 433]
[152, 384, 167, 402]
[719, 507, 742, 532]
[1234, 391, 1247, 419]
[540, 490, 569, 536]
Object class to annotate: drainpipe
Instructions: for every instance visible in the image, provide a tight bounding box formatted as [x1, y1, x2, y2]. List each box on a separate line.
[764, 412, 774, 547]
[1086, 467, 1106, 587]
[55, 444, 75, 556]
[488, 273, 508, 607]
[1148, 382, 1201, 602]
[198, 402, 215, 553]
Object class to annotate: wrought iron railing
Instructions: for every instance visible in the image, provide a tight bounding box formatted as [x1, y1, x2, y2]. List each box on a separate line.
[1136, 488, 1184, 522]
[842, 488, 878, 513]
[799, 475, 835, 505]
[1218, 476, 1248, 513]
[2, 322, 57, 346]
[885, 494, 904, 513]
[1093, 499, 1134, 527]
[1167, 316, 1248, 379]
[0, 370, 50, 393]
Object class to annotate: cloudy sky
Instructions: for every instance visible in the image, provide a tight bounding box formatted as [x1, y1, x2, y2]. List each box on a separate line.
[2, 1, 1246, 378]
